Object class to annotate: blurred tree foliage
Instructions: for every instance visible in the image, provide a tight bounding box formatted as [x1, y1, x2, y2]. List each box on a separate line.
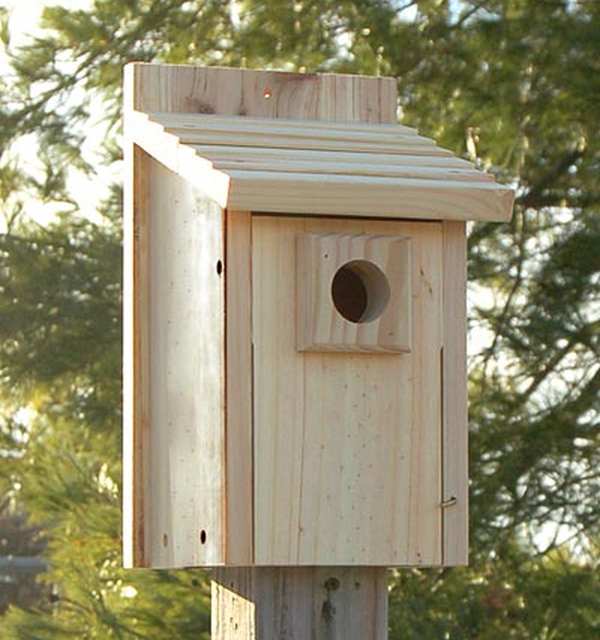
[0, 0, 598, 637]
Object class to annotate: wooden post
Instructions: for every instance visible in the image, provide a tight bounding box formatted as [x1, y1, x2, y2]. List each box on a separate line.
[211, 568, 388, 639]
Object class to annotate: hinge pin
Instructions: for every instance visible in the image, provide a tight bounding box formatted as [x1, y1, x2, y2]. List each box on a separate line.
[441, 496, 457, 508]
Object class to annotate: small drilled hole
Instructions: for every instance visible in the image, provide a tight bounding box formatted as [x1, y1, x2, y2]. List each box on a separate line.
[331, 260, 390, 323]
[216, 260, 223, 275]
[263, 88, 272, 99]
[162, 534, 168, 547]
[200, 529, 207, 544]
[324, 577, 340, 591]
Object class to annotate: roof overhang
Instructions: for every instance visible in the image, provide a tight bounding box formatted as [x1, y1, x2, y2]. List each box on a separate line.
[124, 97, 514, 223]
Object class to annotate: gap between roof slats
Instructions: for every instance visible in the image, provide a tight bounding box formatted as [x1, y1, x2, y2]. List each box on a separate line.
[210, 160, 494, 183]
[190, 145, 476, 169]
[152, 117, 432, 145]
[226, 170, 511, 192]
[148, 111, 419, 136]
[167, 130, 454, 156]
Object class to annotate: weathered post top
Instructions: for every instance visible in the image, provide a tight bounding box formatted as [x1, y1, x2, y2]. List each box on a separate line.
[123, 63, 513, 572]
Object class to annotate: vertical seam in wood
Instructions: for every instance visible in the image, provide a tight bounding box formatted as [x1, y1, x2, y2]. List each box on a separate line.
[296, 223, 308, 563]
[223, 209, 229, 564]
[440, 344, 445, 567]
[250, 215, 256, 565]
[132, 143, 147, 567]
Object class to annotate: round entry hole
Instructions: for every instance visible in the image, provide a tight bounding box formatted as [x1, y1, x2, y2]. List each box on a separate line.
[331, 260, 390, 323]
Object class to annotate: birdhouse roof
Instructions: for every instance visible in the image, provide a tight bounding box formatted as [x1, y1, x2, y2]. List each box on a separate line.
[125, 70, 513, 222]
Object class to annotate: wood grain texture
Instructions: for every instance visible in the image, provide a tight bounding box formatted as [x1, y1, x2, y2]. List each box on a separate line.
[165, 127, 450, 155]
[124, 110, 230, 207]
[253, 215, 443, 566]
[210, 158, 492, 182]
[126, 63, 398, 122]
[122, 142, 149, 568]
[212, 567, 388, 639]
[191, 144, 476, 169]
[125, 153, 226, 568]
[125, 109, 513, 222]
[297, 233, 412, 353]
[154, 116, 434, 145]
[149, 110, 417, 134]
[216, 63, 396, 568]
[226, 171, 513, 221]
[225, 210, 254, 565]
[442, 221, 469, 565]
[125, 64, 513, 223]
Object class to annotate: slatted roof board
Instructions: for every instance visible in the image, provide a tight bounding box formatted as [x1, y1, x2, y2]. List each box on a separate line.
[125, 95, 513, 222]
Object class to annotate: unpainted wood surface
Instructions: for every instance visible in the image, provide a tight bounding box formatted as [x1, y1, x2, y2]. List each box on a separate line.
[163, 125, 450, 155]
[219, 64, 396, 566]
[191, 144, 476, 169]
[212, 567, 388, 640]
[297, 232, 412, 353]
[127, 62, 398, 122]
[253, 215, 443, 566]
[125, 153, 225, 568]
[126, 63, 513, 223]
[122, 142, 148, 568]
[126, 107, 513, 222]
[148, 110, 418, 134]
[124, 110, 230, 207]
[210, 156, 491, 181]
[225, 210, 254, 565]
[157, 116, 436, 145]
[227, 171, 513, 221]
[442, 221, 469, 565]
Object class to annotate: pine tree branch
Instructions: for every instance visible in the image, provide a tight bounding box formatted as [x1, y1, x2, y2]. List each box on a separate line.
[517, 148, 586, 210]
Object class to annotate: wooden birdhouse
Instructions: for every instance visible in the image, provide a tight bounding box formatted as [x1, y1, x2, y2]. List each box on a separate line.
[123, 63, 513, 571]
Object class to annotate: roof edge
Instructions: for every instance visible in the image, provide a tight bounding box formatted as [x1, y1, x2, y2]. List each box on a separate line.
[124, 109, 230, 208]
[124, 108, 514, 223]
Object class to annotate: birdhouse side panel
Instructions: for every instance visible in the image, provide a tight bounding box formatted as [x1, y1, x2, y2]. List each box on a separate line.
[252, 214, 443, 566]
[123, 150, 226, 568]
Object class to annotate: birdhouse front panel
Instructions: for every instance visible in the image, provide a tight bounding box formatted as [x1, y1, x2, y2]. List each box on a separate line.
[252, 214, 443, 565]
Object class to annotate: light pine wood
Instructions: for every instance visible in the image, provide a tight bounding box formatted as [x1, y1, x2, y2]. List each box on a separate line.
[124, 110, 230, 207]
[225, 210, 254, 565]
[122, 142, 149, 568]
[151, 158, 225, 567]
[211, 158, 493, 182]
[442, 221, 469, 565]
[191, 144, 477, 169]
[124, 108, 514, 222]
[124, 64, 513, 223]
[127, 63, 398, 122]
[212, 567, 388, 639]
[226, 170, 513, 221]
[253, 215, 443, 566]
[149, 110, 417, 134]
[124, 152, 226, 568]
[208, 63, 397, 638]
[162, 125, 450, 155]
[124, 66, 477, 587]
[297, 233, 412, 353]
[123, 61, 145, 569]
[206, 64, 397, 637]
[152, 115, 436, 145]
